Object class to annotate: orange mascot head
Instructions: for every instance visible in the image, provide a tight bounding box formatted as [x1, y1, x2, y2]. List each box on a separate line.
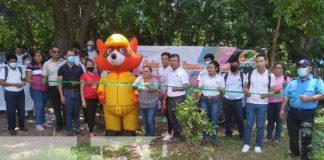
[94, 34, 143, 73]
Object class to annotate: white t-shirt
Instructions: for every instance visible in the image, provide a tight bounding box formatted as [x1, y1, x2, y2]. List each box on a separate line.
[158, 66, 172, 94]
[224, 72, 246, 100]
[0, 66, 25, 92]
[166, 66, 189, 97]
[42, 58, 66, 86]
[199, 73, 225, 96]
[246, 69, 275, 104]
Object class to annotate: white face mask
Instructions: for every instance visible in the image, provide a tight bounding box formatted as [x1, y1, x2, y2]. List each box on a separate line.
[9, 62, 18, 69]
[297, 68, 308, 77]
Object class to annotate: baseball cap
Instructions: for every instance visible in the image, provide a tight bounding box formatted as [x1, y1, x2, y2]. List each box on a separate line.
[297, 59, 311, 67]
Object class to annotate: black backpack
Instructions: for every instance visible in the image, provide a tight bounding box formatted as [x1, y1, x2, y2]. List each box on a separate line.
[224, 72, 244, 87]
[1, 66, 24, 81]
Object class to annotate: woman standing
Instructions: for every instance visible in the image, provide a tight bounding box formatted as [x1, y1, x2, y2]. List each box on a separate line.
[196, 61, 225, 146]
[26, 50, 50, 131]
[80, 59, 100, 137]
[133, 66, 159, 136]
[264, 63, 290, 142]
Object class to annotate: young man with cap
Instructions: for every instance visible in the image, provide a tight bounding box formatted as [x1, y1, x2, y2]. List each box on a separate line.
[223, 58, 245, 139]
[86, 40, 97, 60]
[280, 59, 324, 160]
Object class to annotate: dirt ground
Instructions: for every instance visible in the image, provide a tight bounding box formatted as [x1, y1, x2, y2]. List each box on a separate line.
[0, 107, 168, 137]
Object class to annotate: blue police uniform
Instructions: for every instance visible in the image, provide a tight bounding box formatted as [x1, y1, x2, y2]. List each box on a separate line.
[284, 74, 324, 159]
[284, 74, 324, 109]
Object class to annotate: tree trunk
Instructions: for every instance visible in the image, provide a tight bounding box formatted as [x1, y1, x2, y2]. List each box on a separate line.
[52, 3, 69, 53]
[270, 16, 281, 67]
[78, 0, 95, 46]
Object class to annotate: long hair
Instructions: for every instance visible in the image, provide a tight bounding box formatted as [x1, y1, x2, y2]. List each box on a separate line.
[31, 50, 46, 66]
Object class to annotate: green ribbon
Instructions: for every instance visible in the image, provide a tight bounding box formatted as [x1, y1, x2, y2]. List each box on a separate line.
[43, 80, 292, 97]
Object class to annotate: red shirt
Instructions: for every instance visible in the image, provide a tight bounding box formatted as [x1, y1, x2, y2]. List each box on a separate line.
[80, 72, 100, 99]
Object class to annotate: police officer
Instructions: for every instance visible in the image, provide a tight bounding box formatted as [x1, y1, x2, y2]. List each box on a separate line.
[280, 59, 324, 160]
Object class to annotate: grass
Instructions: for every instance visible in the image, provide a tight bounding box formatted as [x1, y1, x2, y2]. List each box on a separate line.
[5, 107, 323, 160]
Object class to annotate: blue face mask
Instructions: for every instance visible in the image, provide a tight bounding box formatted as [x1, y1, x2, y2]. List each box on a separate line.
[25, 60, 31, 65]
[297, 68, 308, 77]
[67, 56, 76, 63]
[87, 46, 93, 51]
[9, 62, 18, 69]
[204, 60, 211, 67]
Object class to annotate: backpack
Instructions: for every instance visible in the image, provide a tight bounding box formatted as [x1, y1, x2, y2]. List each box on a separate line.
[224, 72, 244, 87]
[1, 66, 24, 81]
[247, 70, 271, 89]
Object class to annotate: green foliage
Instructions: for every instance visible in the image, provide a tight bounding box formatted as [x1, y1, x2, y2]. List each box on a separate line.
[0, 0, 323, 60]
[313, 107, 324, 159]
[175, 93, 217, 140]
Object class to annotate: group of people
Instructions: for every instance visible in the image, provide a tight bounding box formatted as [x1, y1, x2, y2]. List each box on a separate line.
[155, 52, 323, 160]
[0, 43, 323, 160]
[0, 43, 99, 137]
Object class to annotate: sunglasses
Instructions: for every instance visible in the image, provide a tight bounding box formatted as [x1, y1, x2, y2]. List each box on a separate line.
[52, 51, 60, 53]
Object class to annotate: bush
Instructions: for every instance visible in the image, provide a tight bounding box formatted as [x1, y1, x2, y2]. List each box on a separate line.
[175, 93, 217, 140]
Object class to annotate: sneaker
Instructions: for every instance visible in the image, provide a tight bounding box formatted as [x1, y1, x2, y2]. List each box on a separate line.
[9, 130, 17, 135]
[254, 146, 262, 153]
[162, 133, 173, 141]
[263, 138, 271, 142]
[36, 125, 44, 131]
[241, 145, 250, 153]
[19, 127, 29, 131]
[42, 123, 52, 128]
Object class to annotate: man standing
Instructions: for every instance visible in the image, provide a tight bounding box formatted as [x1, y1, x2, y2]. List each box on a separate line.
[42, 46, 66, 131]
[158, 52, 173, 140]
[197, 53, 214, 81]
[223, 58, 245, 139]
[0, 54, 28, 135]
[162, 54, 189, 142]
[58, 49, 84, 136]
[14, 45, 28, 65]
[280, 59, 324, 160]
[86, 40, 97, 60]
[242, 54, 275, 153]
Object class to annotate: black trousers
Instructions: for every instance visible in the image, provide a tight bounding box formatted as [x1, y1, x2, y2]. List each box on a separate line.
[4, 90, 25, 130]
[166, 95, 186, 141]
[85, 99, 98, 133]
[47, 86, 65, 128]
[223, 98, 244, 137]
[287, 107, 315, 160]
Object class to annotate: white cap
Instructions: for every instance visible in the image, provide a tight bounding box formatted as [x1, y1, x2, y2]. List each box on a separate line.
[86, 40, 94, 46]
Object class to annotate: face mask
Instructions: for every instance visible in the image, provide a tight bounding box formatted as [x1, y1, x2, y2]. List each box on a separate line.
[86, 67, 94, 72]
[67, 56, 75, 63]
[86, 46, 93, 51]
[230, 65, 239, 72]
[25, 60, 31, 65]
[9, 62, 18, 69]
[297, 68, 308, 77]
[204, 60, 211, 67]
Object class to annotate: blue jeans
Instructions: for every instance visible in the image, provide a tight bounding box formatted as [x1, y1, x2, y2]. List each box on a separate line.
[200, 96, 221, 143]
[30, 88, 48, 125]
[243, 103, 268, 147]
[266, 102, 283, 140]
[63, 89, 81, 133]
[140, 104, 157, 136]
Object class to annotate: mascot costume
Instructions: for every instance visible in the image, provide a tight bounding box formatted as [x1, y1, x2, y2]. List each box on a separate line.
[94, 34, 142, 136]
